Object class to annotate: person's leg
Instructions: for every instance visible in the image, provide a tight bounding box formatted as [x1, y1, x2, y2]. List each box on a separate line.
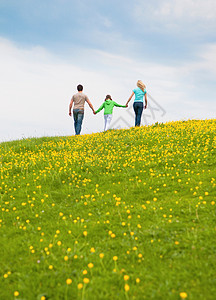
[76, 110, 84, 135]
[106, 114, 112, 131]
[133, 102, 139, 126]
[104, 114, 112, 131]
[73, 109, 78, 135]
[136, 102, 143, 126]
[104, 115, 108, 131]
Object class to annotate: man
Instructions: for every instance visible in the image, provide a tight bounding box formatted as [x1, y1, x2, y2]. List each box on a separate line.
[69, 84, 95, 135]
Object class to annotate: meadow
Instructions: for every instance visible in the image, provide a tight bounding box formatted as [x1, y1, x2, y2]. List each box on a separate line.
[0, 119, 216, 300]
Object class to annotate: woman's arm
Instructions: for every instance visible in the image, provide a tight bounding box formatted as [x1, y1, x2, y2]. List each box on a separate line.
[144, 93, 147, 109]
[126, 92, 134, 107]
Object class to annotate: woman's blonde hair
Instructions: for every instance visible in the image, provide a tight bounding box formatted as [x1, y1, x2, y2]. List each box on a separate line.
[137, 80, 146, 92]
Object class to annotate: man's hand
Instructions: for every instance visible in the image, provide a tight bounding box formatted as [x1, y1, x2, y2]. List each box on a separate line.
[69, 112, 72, 116]
[93, 110, 96, 115]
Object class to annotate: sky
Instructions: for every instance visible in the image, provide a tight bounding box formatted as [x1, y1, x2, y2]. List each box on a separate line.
[0, 0, 216, 142]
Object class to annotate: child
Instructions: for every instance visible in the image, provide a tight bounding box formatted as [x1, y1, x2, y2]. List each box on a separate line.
[94, 95, 126, 131]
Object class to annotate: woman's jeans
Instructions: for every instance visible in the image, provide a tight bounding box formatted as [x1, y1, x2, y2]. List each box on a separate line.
[133, 102, 143, 126]
[73, 109, 84, 135]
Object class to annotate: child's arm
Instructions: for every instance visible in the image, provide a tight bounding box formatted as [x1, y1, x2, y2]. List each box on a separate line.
[95, 103, 105, 114]
[113, 101, 126, 108]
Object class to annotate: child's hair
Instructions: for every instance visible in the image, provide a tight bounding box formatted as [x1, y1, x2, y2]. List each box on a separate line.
[105, 95, 112, 101]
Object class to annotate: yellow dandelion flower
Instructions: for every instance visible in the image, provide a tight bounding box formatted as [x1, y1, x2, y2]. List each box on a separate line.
[66, 278, 72, 285]
[78, 283, 83, 289]
[124, 275, 129, 281]
[88, 263, 94, 269]
[180, 292, 187, 299]
[124, 284, 130, 292]
[83, 278, 90, 284]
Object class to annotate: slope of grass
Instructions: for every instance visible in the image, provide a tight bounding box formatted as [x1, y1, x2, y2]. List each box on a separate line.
[0, 120, 216, 300]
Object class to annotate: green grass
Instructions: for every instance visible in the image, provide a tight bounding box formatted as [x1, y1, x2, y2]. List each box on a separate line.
[0, 119, 216, 300]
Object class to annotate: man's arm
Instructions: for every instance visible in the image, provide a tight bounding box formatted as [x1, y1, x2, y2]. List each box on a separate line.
[69, 98, 74, 116]
[86, 98, 95, 114]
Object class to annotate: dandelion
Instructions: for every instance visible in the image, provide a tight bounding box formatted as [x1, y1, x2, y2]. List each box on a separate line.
[180, 292, 187, 299]
[124, 275, 130, 281]
[113, 256, 118, 261]
[14, 291, 19, 297]
[124, 284, 130, 292]
[83, 278, 90, 284]
[66, 278, 72, 285]
[78, 283, 83, 289]
[88, 263, 94, 269]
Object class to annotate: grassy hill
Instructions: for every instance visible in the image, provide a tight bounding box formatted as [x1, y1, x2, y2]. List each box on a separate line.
[0, 119, 216, 300]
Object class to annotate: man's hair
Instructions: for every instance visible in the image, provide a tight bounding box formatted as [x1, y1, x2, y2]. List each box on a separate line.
[77, 84, 83, 91]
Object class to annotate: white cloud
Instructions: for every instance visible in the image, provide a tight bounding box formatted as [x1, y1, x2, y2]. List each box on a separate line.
[198, 43, 216, 75]
[134, 0, 216, 31]
[154, 0, 216, 19]
[0, 37, 215, 142]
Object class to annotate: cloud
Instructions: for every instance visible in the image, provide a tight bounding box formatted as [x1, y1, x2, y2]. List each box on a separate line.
[154, 0, 216, 20]
[134, 0, 216, 33]
[0, 37, 215, 142]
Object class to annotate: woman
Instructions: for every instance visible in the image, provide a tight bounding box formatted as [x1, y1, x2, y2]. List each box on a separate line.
[94, 95, 126, 131]
[126, 80, 147, 127]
